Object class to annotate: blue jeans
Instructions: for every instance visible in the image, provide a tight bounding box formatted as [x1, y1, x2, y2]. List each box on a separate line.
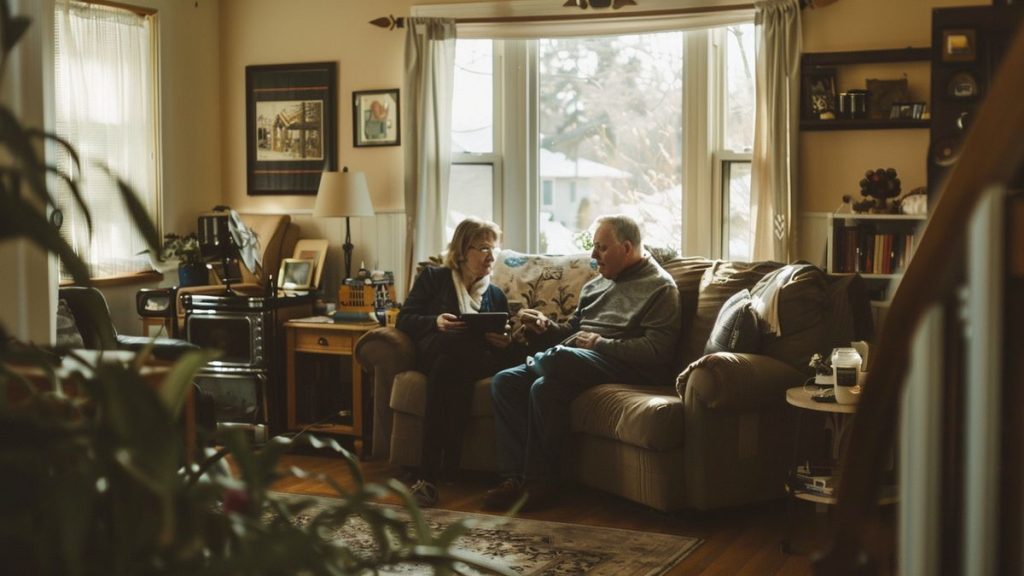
[490, 345, 640, 482]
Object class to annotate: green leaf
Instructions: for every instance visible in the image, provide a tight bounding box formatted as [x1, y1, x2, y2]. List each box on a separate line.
[0, 190, 91, 283]
[0, 0, 29, 58]
[158, 349, 219, 417]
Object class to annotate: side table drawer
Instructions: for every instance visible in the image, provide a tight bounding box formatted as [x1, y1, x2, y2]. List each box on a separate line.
[294, 329, 354, 353]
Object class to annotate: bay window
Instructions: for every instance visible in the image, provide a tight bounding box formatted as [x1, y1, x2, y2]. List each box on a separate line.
[442, 3, 755, 257]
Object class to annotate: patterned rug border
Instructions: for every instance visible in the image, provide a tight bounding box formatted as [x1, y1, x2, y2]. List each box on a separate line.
[272, 491, 703, 575]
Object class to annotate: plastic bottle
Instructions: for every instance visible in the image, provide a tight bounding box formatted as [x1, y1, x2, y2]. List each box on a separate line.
[832, 347, 863, 404]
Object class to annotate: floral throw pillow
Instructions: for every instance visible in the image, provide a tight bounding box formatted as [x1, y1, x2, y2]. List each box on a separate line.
[491, 250, 598, 325]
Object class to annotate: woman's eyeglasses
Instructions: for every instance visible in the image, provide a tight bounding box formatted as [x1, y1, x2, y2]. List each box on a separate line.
[470, 246, 499, 256]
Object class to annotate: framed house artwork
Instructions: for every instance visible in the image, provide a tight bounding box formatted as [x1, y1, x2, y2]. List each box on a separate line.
[246, 62, 337, 195]
[353, 89, 400, 147]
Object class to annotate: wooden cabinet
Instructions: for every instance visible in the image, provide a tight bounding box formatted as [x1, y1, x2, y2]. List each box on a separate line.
[801, 47, 931, 131]
[284, 320, 379, 457]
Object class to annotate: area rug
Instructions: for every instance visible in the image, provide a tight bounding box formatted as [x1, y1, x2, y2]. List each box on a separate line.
[272, 492, 702, 575]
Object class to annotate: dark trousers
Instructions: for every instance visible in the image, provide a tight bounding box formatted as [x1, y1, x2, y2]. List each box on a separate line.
[416, 334, 514, 481]
[489, 345, 639, 482]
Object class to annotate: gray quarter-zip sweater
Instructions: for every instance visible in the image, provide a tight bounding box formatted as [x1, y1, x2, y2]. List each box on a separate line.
[544, 256, 681, 384]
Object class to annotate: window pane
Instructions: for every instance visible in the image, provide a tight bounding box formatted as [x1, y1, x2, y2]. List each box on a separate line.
[724, 24, 755, 152]
[55, 2, 156, 279]
[538, 33, 684, 254]
[447, 163, 494, 239]
[452, 39, 493, 154]
[724, 161, 752, 261]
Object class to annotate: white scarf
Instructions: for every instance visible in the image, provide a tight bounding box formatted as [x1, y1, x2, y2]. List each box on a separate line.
[452, 269, 489, 314]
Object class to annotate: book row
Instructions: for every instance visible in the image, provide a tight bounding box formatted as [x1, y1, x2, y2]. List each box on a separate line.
[832, 227, 917, 275]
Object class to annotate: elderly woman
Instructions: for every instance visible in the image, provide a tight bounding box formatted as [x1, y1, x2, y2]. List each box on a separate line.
[396, 217, 518, 506]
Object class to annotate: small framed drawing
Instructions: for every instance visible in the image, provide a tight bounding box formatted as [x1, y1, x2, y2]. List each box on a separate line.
[802, 67, 837, 121]
[278, 258, 315, 291]
[246, 62, 337, 195]
[353, 89, 400, 147]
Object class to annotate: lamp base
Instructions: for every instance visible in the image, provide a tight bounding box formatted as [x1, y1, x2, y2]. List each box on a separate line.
[343, 216, 354, 279]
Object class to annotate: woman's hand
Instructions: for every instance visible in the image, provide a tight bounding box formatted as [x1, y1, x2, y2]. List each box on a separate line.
[484, 325, 513, 349]
[517, 308, 551, 335]
[436, 313, 466, 333]
[573, 330, 604, 350]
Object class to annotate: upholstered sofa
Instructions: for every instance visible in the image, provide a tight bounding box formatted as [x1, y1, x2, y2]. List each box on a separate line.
[355, 251, 872, 511]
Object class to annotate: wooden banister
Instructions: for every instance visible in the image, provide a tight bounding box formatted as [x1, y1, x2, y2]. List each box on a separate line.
[813, 22, 1024, 575]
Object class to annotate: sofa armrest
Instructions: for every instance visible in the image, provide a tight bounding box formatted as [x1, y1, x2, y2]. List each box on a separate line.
[676, 352, 806, 412]
[355, 327, 417, 460]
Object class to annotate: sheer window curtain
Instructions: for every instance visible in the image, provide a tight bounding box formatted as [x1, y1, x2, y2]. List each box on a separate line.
[403, 18, 456, 292]
[54, 0, 156, 279]
[751, 0, 800, 262]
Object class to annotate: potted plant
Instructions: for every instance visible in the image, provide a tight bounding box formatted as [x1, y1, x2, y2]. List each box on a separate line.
[161, 232, 207, 287]
[0, 2, 511, 573]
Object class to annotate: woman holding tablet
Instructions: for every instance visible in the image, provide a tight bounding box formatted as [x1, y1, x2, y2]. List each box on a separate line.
[396, 217, 518, 506]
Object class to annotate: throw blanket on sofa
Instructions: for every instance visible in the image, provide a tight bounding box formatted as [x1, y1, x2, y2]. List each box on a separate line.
[749, 264, 800, 336]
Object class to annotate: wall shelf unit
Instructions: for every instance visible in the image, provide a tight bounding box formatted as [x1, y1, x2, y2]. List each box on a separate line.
[826, 212, 926, 302]
[801, 46, 931, 131]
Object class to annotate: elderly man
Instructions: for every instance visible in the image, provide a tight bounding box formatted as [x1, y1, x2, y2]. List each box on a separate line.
[483, 214, 681, 511]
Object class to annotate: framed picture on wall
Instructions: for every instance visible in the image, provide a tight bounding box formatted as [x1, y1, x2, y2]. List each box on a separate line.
[246, 62, 337, 195]
[353, 89, 400, 147]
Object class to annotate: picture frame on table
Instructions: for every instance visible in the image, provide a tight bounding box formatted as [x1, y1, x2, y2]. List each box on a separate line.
[801, 67, 838, 121]
[353, 89, 400, 147]
[291, 238, 329, 291]
[246, 62, 337, 196]
[278, 258, 316, 291]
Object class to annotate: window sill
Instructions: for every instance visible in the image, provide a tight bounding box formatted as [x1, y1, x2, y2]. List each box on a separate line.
[61, 271, 165, 288]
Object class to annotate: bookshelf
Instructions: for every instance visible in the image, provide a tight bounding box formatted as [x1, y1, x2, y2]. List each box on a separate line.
[826, 213, 927, 318]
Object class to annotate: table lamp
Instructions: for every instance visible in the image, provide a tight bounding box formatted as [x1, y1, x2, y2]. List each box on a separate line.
[313, 167, 375, 280]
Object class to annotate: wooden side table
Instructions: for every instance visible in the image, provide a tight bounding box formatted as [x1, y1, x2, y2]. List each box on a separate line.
[284, 319, 379, 458]
[786, 386, 857, 463]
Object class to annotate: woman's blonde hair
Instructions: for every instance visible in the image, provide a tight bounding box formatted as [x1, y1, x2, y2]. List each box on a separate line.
[444, 217, 501, 270]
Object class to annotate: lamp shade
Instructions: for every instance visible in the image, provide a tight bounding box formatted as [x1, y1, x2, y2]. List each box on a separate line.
[313, 168, 374, 218]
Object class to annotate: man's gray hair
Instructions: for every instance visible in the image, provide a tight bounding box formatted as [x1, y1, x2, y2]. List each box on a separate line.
[595, 214, 643, 248]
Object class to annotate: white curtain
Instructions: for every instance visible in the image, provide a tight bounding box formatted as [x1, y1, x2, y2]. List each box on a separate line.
[403, 18, 456, 291]
[751, 0, 801, 262]
[54, 0, 156, 279]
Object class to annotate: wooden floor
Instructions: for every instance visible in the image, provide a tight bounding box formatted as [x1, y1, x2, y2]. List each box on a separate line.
[270, 451, 874, 575]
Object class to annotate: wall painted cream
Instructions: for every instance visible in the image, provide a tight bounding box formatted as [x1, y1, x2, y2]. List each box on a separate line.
[799, 0, 987, 213]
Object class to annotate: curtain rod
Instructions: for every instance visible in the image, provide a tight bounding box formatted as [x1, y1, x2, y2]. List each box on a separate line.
[369, 4, 757, 31]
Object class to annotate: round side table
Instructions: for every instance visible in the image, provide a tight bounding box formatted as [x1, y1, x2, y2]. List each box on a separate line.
[786, 386, 857, 461]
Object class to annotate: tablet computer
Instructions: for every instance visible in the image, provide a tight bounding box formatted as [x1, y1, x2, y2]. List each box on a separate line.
[459, 312, 509, 334]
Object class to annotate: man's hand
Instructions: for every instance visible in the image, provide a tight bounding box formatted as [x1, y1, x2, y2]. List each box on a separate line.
[484, 325, 513, 349]
[573, 331, 604, 350]
[517, 309, 551, 335]
[436, 313, 466, 333]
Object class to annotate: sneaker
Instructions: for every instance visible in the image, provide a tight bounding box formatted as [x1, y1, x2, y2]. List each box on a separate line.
[409, 479, 439, 507]
[482, 477, 525, 511]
